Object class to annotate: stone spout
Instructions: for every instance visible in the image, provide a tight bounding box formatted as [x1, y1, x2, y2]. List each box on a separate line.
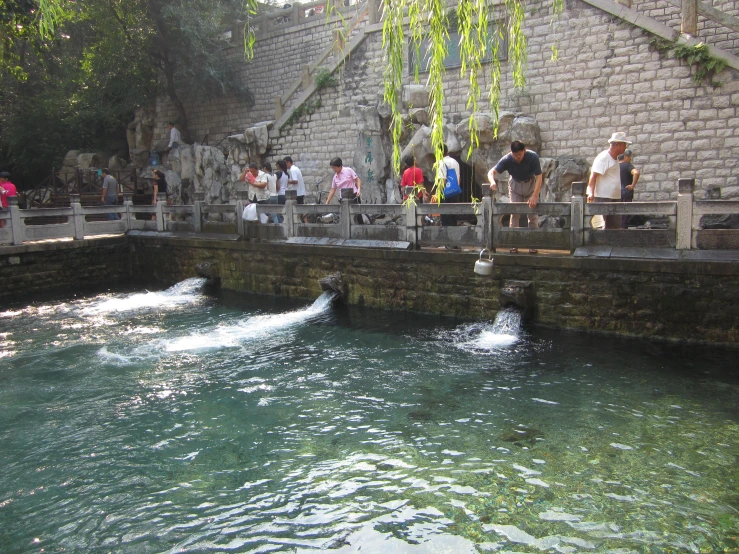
[500, 280, 535, 320]
[195, 261, 221, 291]
[320, 272, 345, 301]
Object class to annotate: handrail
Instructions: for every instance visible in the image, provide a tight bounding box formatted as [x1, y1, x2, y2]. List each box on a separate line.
[2, 179, 739, 252]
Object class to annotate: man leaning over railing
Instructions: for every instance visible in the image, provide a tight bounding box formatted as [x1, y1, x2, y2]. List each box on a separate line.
[488, 140, 543, 253]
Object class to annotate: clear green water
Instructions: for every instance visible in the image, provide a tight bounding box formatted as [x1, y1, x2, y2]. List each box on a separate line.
[1, 279, 738, 553]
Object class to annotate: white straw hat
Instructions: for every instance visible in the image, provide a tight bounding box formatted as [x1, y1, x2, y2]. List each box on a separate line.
[608, 132, 632, 144]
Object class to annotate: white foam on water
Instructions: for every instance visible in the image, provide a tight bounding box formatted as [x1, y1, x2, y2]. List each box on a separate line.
[82, 277, 208, 315]
[162, 291, 336, 352]
[451, 308, 522, 352]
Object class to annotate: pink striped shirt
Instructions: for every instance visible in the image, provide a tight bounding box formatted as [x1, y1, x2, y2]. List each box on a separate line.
[331, 167, 359, 192]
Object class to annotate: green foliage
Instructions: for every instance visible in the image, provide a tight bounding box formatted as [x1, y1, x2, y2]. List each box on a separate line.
[649, 38, 726, 87]
[383, 0, 530, 205]
[314, 68, 338, 89]
[673, 42, 726, 86]
[283, 98, 322, 128]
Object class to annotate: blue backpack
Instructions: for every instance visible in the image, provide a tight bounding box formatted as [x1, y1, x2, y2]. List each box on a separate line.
[443, 164, 462, 198]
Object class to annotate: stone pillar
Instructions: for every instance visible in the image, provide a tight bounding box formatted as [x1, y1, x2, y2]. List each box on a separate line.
[676, 178, 695, 250]
[368, 0, 379, 24]
[123, 193, 133, 231]
[301, 66, 312, 90]
[571, 181, 586, 252]
[340, 189, 354, 240]
[156, 193, 167, 232]
[7, 196, 24, 245]
[193, 191, 205, 233]
[482, 193, 493, 253]
[235, 190, 249, 238]
[682, 0, 698, 35]
[283, 189, 297, 238]
[404, 198, 418, 248]
[70, 194, 85, 240]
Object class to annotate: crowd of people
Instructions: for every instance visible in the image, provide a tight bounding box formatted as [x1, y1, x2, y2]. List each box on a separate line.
[237, 130, 640, 241]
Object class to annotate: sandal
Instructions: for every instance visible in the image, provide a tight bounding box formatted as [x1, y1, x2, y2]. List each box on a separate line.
[509, 248, 518, 253]
[528, 249, 539, 254]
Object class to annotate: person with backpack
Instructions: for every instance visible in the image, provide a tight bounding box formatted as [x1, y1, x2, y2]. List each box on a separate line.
[436, 145, 461, 227]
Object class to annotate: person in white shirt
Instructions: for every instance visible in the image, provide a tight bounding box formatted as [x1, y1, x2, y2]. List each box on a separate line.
[436, 145, 461, 227]
[588, 132, 631, 229]
[284, 156, 306, 204]
[239, 163, 270, 204]
[167, 122, 181, 152]
[262, 162, 280, 223]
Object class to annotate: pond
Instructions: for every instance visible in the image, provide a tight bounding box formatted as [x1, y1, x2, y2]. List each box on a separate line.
[1, 279, 738, 553]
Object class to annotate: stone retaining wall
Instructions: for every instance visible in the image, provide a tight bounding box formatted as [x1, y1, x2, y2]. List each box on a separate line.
[0, 238, 130, 305]
[128, 237, 739, 345]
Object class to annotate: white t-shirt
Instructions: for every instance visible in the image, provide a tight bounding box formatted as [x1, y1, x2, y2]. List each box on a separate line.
[276, 171, 288, 195]
[264, 173, 277, 197]
[249, 170, 271, 202]
[289, 165, 306, 196]
[437, 156, 461, 193]
[168, 126, 181, 148]
[590, 150, 621, 199]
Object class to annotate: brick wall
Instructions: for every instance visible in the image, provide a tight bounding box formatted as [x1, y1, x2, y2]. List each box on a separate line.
[155, 0, 739, 200]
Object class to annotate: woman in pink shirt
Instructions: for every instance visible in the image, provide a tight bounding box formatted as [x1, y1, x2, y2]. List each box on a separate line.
[325, 158, 362, 204]
[0, 171, 17, 229]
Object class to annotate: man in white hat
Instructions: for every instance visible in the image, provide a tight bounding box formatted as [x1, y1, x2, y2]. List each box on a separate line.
[588, 131, 632, 229]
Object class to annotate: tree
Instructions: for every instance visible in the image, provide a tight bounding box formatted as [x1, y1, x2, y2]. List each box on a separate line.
[379, 0, 561, 202]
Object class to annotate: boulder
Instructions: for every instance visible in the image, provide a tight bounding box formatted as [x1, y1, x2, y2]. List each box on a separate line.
[402, 84, 430, 109]
[108, 155, 126, 172]
[130, 148, 151, 169]
[409, 108, 428, 125]
[76, 152, 106, 170]
[356, 105, 382, 133]
[510, 116, 541, 154]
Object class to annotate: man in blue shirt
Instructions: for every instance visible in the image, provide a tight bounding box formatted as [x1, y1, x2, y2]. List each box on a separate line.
[488, 141, 543, 234]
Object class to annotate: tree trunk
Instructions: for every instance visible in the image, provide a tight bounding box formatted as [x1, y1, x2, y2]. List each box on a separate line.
[152, 9, 193, 144]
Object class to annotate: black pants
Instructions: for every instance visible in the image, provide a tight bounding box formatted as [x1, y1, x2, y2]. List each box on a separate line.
[441, 194, 458, 227]
[297, 195, 304, 205]
[620, 189, 633, 229]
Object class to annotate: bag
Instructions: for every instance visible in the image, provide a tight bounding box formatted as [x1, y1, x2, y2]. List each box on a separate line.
[443, 164, 462, 198]
[242, 203, 258, 221]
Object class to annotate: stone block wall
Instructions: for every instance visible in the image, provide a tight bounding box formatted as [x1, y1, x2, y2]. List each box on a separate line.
[0, 238, 130, 305]
[128, 236, 739, 344]
[154, 0, 739, 201]
[637, 0, 739, 55]
[154, 8, 365, 144]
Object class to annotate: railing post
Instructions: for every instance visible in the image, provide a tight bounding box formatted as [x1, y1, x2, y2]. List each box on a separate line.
[368, 0, 379, 24]
[7, 196, 24, 245]
[283, 189, 297, 238]
[235, 190, 249, 238]
[122, 193, 133, 232]
[483, 184, 494, 252]
[571, 181, 586, 252]
[156, 192, 167, 232]
[404, 199, 418, 248]
[340, 188, 353, 240]
[70, 193, 84, 240]
[193, 192, 204, 233]
[677, 178, 695, 250]
[681, 0, 698, 35]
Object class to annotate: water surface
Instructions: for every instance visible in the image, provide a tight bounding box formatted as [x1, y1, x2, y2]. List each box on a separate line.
[1, 280, 738, 553]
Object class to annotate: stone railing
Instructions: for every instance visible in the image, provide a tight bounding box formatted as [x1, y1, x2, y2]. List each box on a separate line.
[1, 180, 738, 252]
